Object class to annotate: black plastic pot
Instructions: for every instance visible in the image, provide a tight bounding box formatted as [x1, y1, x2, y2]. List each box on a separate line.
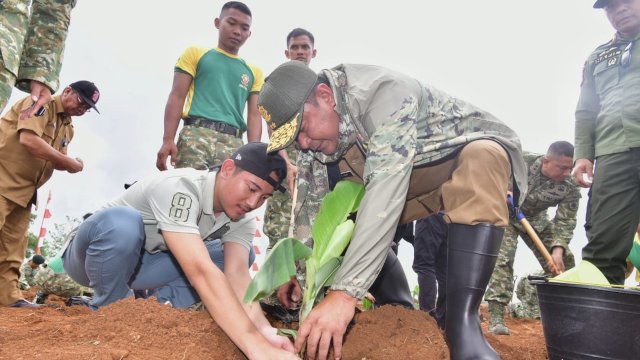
[531, 278, 640, 360]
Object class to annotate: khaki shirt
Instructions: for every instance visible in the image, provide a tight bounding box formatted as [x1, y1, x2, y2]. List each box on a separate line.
[302, 64, 526, 299]
[0, 95, 73, 207]
[575, 33, 640, 160]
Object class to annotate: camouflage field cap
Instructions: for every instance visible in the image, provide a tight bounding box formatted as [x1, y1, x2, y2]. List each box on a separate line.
[258, 61, 318, 153]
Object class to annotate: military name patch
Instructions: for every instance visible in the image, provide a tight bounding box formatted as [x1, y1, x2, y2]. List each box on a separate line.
[595, 46, 622, 66]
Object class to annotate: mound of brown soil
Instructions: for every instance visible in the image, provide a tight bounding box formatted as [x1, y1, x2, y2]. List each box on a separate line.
[0, 294, 547, 359]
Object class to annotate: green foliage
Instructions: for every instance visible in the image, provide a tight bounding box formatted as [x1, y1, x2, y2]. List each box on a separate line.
[243, 181, 365, 323]
[361, 297, 374, 311]
[243, 238, 312, 304]
[44, 216, 80, 256]
[24, 214, 38, 259]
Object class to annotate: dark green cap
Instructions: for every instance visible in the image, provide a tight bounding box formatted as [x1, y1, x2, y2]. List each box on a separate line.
[257, 61, 318, 153]
[593, 0, 608, 8]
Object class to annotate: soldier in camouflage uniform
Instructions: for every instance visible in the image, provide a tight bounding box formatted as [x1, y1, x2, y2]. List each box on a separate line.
[485, 141, 580, 335]
[156, 2, 263, 171]
[258, 61, 527, 360]
[510, 270, 544, 320]
[264, 28, 318, 250]
[1, 0, 77, 117]
[32, 255, 86, 304]
[18, 254, 45, 290]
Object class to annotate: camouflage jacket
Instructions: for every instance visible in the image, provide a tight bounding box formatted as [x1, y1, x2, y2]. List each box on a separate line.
[18, 261, 39, 289]
[515, 152, 581, 251]
[296, 64, 526, 299]
[0, 0, 76, 93]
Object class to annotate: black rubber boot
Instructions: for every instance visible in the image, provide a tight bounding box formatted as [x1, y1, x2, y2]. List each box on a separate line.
[445, 223, 503, 360]
[368, 247, 414, 308]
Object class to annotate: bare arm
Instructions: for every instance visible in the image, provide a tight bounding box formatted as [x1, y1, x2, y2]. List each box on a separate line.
[163, 231, 298, 360]
[246, 93, 262, 142]
[223, 242, 294, 351]
[156, 72, 192, 170]
[19, 130, 83, 173]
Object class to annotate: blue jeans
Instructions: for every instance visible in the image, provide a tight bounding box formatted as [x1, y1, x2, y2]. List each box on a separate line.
[62, 206, 254, 309]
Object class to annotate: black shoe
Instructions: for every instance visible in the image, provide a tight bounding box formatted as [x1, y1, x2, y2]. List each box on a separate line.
[9, 299, 40, 308]
[260, 301, 299, 323]
[65, 296, 92, 308]
[33, 291, 49, 305]
[445, 223, 503, 360]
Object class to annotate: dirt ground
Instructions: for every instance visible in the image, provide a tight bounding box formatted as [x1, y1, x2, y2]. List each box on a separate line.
[0, 291, 547, 360]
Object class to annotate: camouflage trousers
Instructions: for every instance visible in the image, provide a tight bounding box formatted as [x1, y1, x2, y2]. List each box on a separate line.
[484, 222, 575, 305]
[510, 270, 544, 319]
[175, 125, 243, 170]
[33, 266, 85, 298]
[264, 147, 298, 249]
[0, 61, 17, 114]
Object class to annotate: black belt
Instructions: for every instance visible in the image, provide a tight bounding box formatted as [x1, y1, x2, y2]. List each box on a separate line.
[184, 117, 242, 138]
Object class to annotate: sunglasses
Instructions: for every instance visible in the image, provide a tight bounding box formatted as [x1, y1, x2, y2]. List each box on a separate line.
[74, 91, 92, 112]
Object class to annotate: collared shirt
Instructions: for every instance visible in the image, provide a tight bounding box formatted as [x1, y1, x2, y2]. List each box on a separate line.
[575, 33, 640, 160]
[102, 168, 256, 254]
[0, 94, 73, 207]
[300, 64, 526, 299]
[515, 152, 581, 250]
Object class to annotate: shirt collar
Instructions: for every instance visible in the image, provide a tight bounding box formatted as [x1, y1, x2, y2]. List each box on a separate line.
[201, 170, 217, 216]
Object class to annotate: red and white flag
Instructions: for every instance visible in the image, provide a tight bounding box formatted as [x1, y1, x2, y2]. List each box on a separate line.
[35, 190, 52, 255]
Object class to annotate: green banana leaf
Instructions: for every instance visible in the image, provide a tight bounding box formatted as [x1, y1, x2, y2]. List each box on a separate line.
[243, 237, 312, 303]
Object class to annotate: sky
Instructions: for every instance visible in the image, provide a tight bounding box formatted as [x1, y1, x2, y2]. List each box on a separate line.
[7, 0, 631, 289]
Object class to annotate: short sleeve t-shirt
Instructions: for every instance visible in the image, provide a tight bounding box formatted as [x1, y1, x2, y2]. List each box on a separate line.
[102, 168, 256, 253]
[175, 46, 264, 132]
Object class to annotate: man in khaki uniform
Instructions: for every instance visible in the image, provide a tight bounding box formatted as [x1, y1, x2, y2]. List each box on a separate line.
[0, 80, 99, 308]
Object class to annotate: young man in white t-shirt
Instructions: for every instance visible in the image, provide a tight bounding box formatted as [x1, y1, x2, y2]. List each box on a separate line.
[62, 142, 299, 360]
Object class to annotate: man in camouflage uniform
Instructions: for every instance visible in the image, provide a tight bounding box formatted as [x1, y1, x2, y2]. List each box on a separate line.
[156, 1, 263, 171]
[485, 141, 580, 335]
[32, 254, 86, 304]
[264, 28, 318, 250]
[18, 254, 45, 290]
[258, 61, 527, 360]
[510, 270, 544, 320]
[1, 0, 77, 118]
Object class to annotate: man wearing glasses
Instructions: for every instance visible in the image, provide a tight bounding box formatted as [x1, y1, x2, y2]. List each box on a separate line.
[0, 80, 99, 308]
[573, 0, 640, 285]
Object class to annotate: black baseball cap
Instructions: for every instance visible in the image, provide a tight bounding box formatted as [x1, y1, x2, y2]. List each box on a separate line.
[231, 142, 287, 193]
[69, 80, 100, 113]
[32, 255, 45, 265]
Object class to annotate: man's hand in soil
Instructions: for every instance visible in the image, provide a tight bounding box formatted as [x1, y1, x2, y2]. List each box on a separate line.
[294, 290, 357, 360]
[260, 325, 295, 352]
[277, 276, 301, 308]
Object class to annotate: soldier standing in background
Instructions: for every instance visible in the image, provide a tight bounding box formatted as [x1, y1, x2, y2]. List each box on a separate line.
[156, 1, 263, 171]
[1, 0, 77, 118]
[485, 141, 580, 335]
[573, 0, 640, 285]
[264, 28, 317, 250]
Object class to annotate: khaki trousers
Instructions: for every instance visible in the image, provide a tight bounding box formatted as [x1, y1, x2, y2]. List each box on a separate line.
[401, 140, 511, 226]
[0, 195, 31, 306]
